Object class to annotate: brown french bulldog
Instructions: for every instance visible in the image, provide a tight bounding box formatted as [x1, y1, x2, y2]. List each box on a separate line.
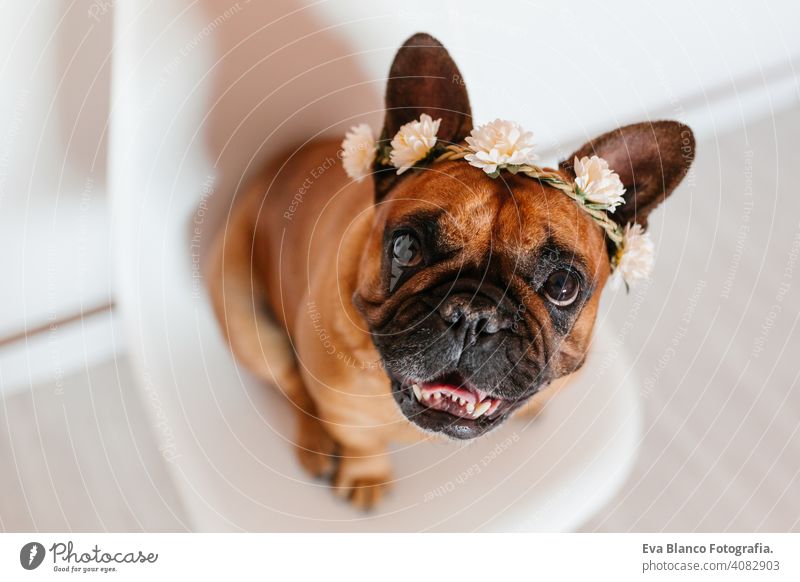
[207, 33, 695, 508]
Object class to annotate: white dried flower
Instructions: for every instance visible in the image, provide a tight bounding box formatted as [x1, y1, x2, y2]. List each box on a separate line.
[341, 123, 376, 182]
[573, 155, 626, 210]
[611, 223, 655, 289]
[464, 119, 537, 175]
[389, 114, 441, 174]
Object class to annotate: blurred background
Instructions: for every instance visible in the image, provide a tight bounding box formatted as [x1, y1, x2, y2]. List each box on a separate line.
[0, 0, 798, 531]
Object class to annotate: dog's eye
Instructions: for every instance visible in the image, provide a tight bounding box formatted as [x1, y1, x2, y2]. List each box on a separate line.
[392, 233, 421, 267]
[389, 232, 421, 291]
[543, 270, 580, 306]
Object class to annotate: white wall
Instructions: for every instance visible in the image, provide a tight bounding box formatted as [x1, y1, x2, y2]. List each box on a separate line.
[0, 3, 115, 394]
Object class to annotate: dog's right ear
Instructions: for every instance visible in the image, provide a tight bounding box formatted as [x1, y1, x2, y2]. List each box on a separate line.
[560, 121, 695, 230]
[374, 33, 473, 201]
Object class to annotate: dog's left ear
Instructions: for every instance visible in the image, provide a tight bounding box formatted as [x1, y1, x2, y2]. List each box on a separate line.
[374, 32, 473, 200]
[560, 121, 695, 228]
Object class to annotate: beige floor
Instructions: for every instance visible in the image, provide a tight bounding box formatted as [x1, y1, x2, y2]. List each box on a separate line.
[1, 108, 798, 532]
[0, 357, 188, 531]
[582, 107, 800, 532]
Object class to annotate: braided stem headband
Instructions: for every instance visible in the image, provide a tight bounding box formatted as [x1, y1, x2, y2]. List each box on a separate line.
[341, 116, 654, 289]
[429, 144, 624, 246]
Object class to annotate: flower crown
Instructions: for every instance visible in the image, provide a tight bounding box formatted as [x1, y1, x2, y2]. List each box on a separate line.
[341, 116, 654, 289]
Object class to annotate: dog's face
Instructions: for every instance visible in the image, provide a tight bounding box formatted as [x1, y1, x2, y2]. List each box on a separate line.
[354, 162, 609, 438]
[353, 33, 694, 439]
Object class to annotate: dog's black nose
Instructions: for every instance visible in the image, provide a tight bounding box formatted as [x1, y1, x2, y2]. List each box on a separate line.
[439, 295, 510, 346]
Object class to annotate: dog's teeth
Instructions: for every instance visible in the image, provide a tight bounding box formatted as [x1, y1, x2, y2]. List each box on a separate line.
[412, 384, 422, 401]
[434, 392, 441, 400]
[466, 402, 475, 413]
[473, 401, 491, 417]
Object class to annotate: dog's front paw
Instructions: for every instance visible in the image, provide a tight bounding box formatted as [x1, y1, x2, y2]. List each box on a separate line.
[295, 415, 339, 479]
[334, 449, 393, 510]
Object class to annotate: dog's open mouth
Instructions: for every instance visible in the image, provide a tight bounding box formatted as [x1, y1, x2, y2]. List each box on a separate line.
[410, 379, 502, 419]
[391, 371, 526, 439]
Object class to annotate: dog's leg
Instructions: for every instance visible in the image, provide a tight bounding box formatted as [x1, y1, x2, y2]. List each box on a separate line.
[333, 443, 393, 510]
[290, 382, 339, 479]
[206, 192, 338, 478]
[206, 193, 290, 385]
